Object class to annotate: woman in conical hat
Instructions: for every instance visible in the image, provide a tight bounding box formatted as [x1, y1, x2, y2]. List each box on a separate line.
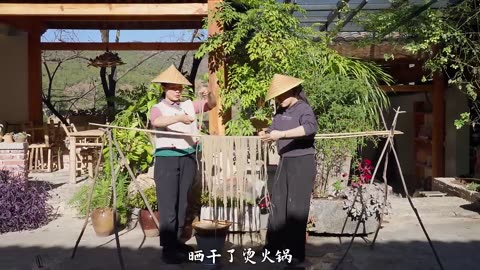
[149, 64, 216, 264]
[260, 74, 318, 267]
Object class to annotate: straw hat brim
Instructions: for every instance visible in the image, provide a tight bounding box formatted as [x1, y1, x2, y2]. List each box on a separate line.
[151, 64, 192, 86]
[266, 74, 304, 101]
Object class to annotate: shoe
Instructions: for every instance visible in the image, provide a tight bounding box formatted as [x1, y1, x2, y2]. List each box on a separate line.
[176, 242, 195, 253]
[162, 248, 185, 264]
[284, 258, 305, 269]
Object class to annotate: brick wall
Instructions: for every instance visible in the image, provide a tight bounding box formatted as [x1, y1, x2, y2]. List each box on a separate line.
[0, 142, 28, 179]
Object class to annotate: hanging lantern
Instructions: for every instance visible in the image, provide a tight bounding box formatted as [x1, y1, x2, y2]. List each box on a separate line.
[88, 50, 125, 68]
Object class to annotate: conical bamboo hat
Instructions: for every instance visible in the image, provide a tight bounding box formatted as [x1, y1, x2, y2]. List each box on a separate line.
[266, 74, 303, 101]
[151, 64, 192, 86]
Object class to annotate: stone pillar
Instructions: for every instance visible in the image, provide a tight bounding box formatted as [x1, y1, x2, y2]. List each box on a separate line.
[0, 142, 29, 179]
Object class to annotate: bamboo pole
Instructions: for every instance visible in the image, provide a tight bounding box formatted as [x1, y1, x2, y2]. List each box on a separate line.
[71, 137, 105, 259]
[108, 129, 126, 270]
[90, 122, 403, 139]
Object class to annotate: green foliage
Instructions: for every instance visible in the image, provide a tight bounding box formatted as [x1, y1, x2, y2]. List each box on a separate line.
[332, 180, 344, 193]
[455, 112, 471, 130]
[105, 83, 160, 175]
[70, 83, 160, 225]
[466, 182, 480, 192]
[359, 0, 480, 128]
[128, 187, 158, 211]
[196, 0, 390, 135]
[69, 171, 130, 225]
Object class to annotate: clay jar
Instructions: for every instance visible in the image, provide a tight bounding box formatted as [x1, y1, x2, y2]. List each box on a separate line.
[91, 208, 116, 237]
[139, 209, 160, 237]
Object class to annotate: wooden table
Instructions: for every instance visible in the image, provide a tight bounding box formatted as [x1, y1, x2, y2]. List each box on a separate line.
[68, 129, 104, 183]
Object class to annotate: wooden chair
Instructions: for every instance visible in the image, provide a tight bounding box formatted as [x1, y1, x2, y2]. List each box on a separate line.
[61, 120, 101, 178]
[27, 122, 63, 173]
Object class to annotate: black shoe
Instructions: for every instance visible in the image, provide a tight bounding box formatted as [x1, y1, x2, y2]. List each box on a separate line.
[176, 242, 195, 253]
[284, 258, 305, 269]
[162, 248, 185, 264]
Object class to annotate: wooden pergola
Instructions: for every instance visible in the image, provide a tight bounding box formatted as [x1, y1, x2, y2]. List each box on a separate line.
[0, 0, 227, 136]
[0, 0, 446, 182]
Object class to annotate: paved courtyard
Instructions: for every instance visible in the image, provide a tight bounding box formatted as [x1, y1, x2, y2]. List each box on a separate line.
[1, 169, 479, 270]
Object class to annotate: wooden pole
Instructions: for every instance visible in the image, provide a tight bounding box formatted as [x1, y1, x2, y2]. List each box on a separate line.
[27, 27, 43, 124]
[207, 0, 229, 135]
[431, 71, 445, 188]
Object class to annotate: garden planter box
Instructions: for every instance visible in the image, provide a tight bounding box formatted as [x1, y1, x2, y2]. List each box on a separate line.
[200, 205, 261, 232]
[308, 198, 377, 235]
[433, 177, 480, 205]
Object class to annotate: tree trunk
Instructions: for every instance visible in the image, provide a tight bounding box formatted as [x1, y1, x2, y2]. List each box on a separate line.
[42, 97, 68, 125]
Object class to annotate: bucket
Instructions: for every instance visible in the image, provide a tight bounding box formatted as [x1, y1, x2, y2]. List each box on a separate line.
[192, 220, 231, 267]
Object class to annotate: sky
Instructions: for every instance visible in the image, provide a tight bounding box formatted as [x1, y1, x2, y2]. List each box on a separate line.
[41, 29, 208, 42]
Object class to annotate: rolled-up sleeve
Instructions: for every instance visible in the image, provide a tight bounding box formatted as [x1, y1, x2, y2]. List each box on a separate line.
[193, 100, 211, 114]
[150, 107, 162, 125]
[299, 106, 318, 136]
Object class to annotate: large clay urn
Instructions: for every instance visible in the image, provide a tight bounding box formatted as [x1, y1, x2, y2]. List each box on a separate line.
[91, 208, 116, 237]
[139, 209, 160, 237]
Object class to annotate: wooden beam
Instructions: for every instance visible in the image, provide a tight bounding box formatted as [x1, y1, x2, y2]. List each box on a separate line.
[35, 15, 204, 22]
[431, 72, 445, 185]
[380, 84, 433, 93]
[28, 28, 43, 124]
[0, 3, 207, 16]
[40, 42, 203, 51]
[44, 21, 203, 30]
[208, 0, 229, 136]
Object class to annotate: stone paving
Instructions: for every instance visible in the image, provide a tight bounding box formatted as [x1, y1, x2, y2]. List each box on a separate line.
[1, 169, 479, 270]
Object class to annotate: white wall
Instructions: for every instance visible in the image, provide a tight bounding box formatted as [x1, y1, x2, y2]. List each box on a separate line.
[366, 88, 470, 191]
[0, 25, 28, 124]
[444, 86, 469, 177]
[387, 92, 427, 184]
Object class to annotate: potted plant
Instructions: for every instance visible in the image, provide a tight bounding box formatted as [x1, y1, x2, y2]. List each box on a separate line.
[13, 132, 29, 143]
[128, 186, 159, 237]
[69, 172, 128, 237]
[2, 132, 14, 143]
[308, 158, 391, 234]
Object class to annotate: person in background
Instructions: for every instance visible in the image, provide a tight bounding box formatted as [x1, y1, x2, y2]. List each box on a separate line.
[260, 74, 318, 268]
[149, 64, 216, 264]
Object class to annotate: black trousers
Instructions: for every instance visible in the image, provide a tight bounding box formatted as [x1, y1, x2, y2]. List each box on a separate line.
[154, 154, 197, 248]
[265, 154, 316, 261]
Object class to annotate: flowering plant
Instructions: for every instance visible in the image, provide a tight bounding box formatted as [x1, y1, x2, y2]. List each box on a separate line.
[351, 159, 373, 188]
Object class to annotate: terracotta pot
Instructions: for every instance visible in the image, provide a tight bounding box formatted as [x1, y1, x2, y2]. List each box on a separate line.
[3, 134, 13, 143]
[139, 209, 160, 237]
[13, 134, 27, 143]
[91, 208, 116, 237]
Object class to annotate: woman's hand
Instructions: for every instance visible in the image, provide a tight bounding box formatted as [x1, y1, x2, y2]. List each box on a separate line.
[177, 114, 195, 124]
[199, 86, 217, 108]
[198, 87, 210, 98]
[261, 130, 285, 142]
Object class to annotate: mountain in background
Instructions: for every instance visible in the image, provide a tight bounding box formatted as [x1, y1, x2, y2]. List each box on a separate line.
[42, 50, 209, 112]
